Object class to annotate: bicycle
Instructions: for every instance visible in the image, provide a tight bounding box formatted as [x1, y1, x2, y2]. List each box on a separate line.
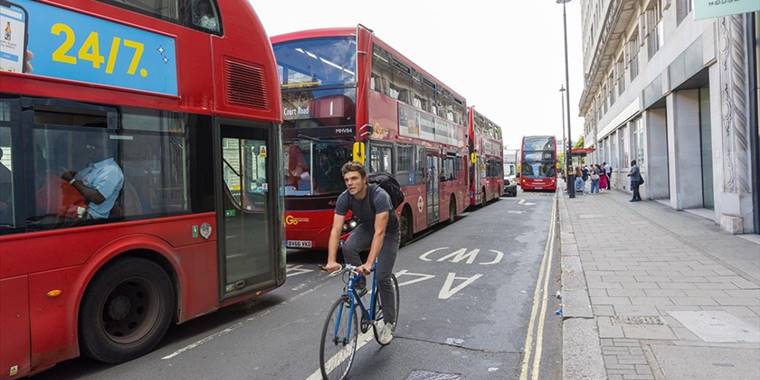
[318, 262, 400, 380]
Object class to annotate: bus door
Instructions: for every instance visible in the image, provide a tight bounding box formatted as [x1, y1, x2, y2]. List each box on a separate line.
[425, 150, 439, 225]
[217, 122, 280, 298]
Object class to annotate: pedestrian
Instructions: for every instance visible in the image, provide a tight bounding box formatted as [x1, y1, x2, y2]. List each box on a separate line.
[627, 160, 643, 202]
[606, 163, 612, 190]
[599, 162, 609, 191]
[574, 166, 584, 194]
[590, 164, 600, 194]
[324, 161, 400, 344]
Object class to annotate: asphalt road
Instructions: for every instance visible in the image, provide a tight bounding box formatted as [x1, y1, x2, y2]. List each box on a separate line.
[32, 190, 561, 380]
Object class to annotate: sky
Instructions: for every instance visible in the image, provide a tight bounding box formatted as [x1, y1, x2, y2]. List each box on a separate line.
[252, 1, 585, 151]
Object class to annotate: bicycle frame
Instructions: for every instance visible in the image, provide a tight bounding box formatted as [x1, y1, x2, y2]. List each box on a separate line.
[332, 263, 378, 343]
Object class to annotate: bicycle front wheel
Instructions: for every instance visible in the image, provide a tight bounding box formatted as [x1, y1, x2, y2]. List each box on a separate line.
[320, 297, 359, 380]
[373, 273, 400, 346]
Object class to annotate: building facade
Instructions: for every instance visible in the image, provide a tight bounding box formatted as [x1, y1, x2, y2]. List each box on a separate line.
[579, 0, 759, 234]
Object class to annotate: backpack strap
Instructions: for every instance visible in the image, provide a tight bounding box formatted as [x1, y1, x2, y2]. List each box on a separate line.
[368, 184, 377, 216]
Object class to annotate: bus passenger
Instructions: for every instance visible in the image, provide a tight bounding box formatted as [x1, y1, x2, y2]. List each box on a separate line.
[60, 136, 124, 219]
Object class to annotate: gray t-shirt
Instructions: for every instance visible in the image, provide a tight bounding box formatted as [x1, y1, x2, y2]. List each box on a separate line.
[335, 185, 399, 233]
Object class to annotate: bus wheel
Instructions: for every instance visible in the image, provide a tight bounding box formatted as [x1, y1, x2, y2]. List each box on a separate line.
[80, 257, 175, 363]
[400, 208, 413, 246]
[448, 198, 456, 224]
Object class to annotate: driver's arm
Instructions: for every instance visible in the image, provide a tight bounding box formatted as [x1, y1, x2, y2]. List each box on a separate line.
[364, 211, 389, 266]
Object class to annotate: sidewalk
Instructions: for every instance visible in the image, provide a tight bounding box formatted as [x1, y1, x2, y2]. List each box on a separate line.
[559, 189, 760, 380]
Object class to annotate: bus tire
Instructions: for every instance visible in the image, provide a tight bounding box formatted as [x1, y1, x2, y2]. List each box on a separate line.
[448, 197, 456, 224]
[79, 257, 175, 364]
[400, 207, 413, 246]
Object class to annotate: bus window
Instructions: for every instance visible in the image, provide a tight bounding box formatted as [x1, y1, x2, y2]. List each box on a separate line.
[0, 103, 13, 228]
[190, 0, 220, 33]
[395, 145, 415, 185]
[99, 0, 179, 21]
[369, 144, 393, 173]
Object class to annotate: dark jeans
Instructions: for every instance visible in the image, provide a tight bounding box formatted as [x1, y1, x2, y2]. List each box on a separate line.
[632, 182, 641, 201]
[342, 225, 399, 324]
[607, 173, 612, 189]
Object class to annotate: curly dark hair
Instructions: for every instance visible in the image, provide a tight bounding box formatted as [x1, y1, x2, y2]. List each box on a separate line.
[341, 161, 366, 178]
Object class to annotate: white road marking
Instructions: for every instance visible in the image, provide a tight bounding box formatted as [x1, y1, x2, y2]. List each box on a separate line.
[480, 250, 504, 265]
[305, 330, 374, 380]
[518, 199, 526, 205]
[508, 210, 525, 214]
[395, 269, 436, 287]
[162, 274, 329, 360]
[438, 273, 483, 300]
[286, 264, 314, 277]
[419, 247, 449, 261]
[436, 248, 480, 264]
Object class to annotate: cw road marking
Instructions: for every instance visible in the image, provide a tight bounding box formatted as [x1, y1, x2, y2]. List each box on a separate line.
[305, 330, 374, 380]
[518, 193, 557, 380]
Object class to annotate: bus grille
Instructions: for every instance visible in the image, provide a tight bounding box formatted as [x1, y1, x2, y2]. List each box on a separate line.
[224, 59, 268, 110]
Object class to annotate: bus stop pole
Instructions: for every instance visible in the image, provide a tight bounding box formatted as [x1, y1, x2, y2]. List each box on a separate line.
[559, 0, 575, 198]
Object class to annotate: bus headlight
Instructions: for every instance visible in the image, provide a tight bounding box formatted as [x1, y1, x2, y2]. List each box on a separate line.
[343, 219, 358, 232]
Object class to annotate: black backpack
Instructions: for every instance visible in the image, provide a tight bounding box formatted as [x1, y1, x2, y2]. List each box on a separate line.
[367, 172, 404, 210]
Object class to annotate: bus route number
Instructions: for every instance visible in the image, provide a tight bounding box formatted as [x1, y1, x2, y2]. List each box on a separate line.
[50, 22, 149, 78]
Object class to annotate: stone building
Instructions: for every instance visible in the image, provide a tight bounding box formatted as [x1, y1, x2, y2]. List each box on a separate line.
[578, 0, 759, 234]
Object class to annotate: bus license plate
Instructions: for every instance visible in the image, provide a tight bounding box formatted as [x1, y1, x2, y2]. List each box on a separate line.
[286, 240, 313, 248]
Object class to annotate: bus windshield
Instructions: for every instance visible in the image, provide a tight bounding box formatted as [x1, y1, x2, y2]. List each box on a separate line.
[523, 137, 555, 151]
[284, 139, 352, 196]
[274, 37, 357, 88]
[521, 161, 556, 178]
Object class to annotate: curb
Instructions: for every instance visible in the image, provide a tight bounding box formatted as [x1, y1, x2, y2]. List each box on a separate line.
[558, 195, 606, 380]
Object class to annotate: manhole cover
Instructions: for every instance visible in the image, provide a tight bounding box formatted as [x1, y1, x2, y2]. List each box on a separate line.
[613, 315, 664, 325]
[405, 370, 464, 380]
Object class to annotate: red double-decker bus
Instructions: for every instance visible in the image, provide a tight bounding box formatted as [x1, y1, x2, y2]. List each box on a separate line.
[0, 1, 284, 377]
[273, 25, 470, 247]
[519, 135, 558, 191]
[468, 108, 504, 206]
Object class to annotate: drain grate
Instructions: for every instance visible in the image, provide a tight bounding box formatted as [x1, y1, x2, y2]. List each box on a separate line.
[405, 370, 464, 380]
[613, 315, 664, 325]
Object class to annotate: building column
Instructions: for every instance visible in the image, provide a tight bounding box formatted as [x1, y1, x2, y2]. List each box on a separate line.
[666, 90, 703, 210]
[645, 108, 669, 199]
[711, 15, 757, 233]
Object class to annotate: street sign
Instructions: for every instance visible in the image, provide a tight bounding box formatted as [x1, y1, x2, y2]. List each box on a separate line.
[694, 0, 760, 20]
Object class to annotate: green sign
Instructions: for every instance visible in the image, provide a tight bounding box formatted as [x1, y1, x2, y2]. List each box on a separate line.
[694, 0, 760, 20]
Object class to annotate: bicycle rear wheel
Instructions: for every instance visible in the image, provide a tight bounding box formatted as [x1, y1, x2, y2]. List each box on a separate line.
[372, 273, 400, 346]
[320, 297, 359, 380]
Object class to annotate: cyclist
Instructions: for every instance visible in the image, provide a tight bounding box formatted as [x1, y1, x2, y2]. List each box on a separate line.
[324, 161, 400, 344]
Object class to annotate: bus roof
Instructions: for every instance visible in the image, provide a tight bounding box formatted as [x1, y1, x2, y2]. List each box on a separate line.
[271, 26, 466, 103]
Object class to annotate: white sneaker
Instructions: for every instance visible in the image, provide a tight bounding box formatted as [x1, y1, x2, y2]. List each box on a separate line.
[377, 321, 395, 344]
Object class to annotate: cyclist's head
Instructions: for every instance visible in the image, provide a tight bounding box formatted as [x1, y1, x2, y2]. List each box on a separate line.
[341, 161, 367, 196]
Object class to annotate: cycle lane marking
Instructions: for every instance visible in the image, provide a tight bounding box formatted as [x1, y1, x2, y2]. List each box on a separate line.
[305, 330, 374, 380]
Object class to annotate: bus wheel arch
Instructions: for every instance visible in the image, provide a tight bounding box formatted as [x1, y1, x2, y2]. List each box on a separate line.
[399, 205, 414, 246]
[78, 252, 178, 364]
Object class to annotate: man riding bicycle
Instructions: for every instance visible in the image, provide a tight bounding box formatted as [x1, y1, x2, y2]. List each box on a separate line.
[324, 161, 400, 344]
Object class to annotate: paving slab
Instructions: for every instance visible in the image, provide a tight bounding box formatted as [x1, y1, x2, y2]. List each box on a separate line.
[649, 345, 760, 380]
[667, 311, 760, 343]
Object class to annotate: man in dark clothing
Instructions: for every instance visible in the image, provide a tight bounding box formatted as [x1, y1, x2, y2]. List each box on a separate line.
[627, 160, 642, 201]
[324, 161, 399, 344]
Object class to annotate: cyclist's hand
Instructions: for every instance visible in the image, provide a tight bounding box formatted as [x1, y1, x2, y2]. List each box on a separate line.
[357, 263, 372, 275]
[323, 261, 341, 273]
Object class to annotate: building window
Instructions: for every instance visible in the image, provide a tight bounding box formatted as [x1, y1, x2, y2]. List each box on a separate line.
[627, 30, 640, 81]
[677, 0, 693, 25]
[616, 58, 625, 96]
[645, 0, 663, 60]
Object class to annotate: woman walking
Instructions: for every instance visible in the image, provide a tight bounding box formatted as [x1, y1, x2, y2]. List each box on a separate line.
[590, 164, 600, 194]
[574, 166, 584, 194]
[599, 162, 609, 191]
